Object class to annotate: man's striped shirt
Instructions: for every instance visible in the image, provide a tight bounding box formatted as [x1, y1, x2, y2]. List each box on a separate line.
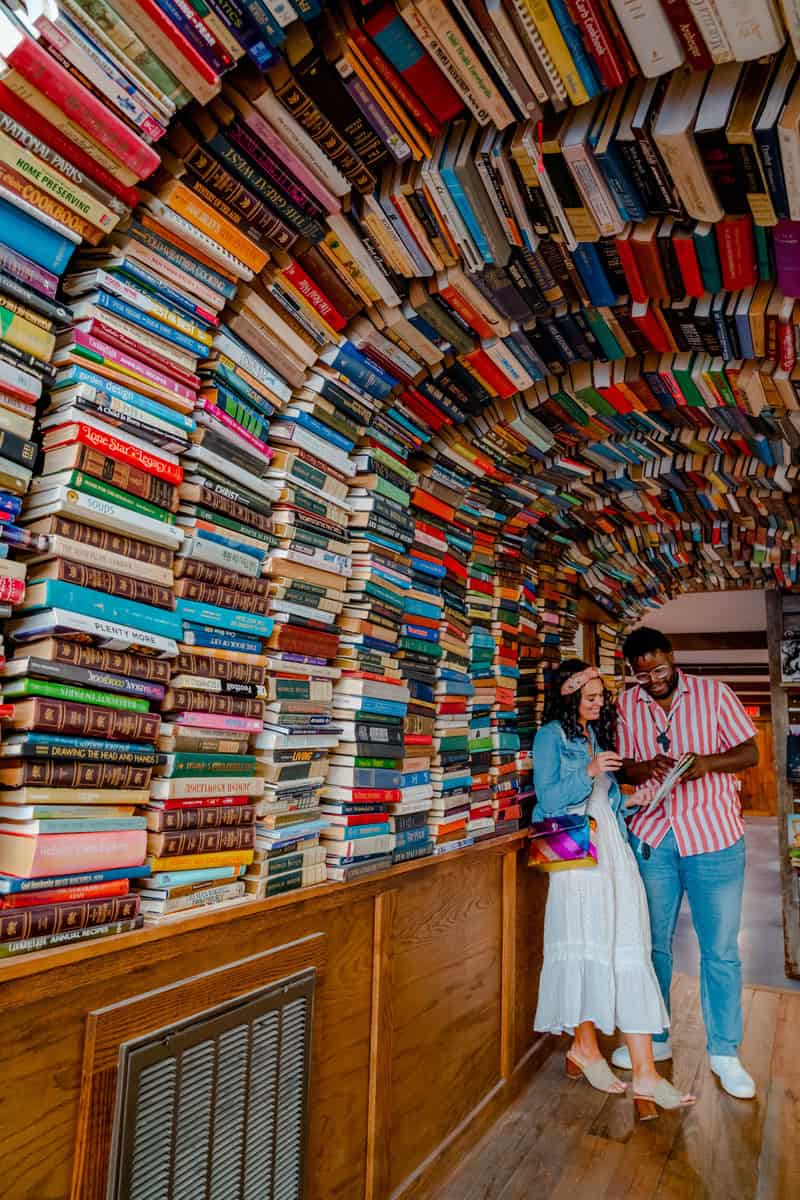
[617, 670, 756, 856]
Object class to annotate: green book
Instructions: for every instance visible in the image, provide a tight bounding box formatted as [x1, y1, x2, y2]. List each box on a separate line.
[584, 308, 624, 360]
[671, 356, 706, 408]
[158, 753, 258, 777]
[192, 506, 278, 547]
[693, 225, 722, 293]
[66, 472, 175, 525]
[2, 676, 149, 712]
[753, 223, 773, 282]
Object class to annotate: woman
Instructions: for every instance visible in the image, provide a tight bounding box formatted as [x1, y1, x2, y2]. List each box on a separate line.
[533, 660, 694, 1118]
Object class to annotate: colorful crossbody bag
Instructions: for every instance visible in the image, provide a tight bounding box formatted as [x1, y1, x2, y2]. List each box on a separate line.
[527, 813, 598, 872]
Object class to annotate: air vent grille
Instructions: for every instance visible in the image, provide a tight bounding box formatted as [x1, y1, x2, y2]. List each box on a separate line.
[107, 970, 313, 1200]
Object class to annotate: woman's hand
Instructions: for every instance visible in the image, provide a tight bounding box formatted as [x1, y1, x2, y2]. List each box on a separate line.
[588, 751, 623, 778]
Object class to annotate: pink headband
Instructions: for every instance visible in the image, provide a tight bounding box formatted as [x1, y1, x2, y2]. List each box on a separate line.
[561, 667, 601, 697]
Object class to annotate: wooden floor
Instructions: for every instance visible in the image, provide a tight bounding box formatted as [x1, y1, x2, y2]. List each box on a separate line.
[433, 976, 800, 1200]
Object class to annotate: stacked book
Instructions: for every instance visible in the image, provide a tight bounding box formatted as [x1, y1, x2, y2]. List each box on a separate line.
[491, 553, 524, 834]
[597, 622, 625, 689]
[466, 521, 497, 843]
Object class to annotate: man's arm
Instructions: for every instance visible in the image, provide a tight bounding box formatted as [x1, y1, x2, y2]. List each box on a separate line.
[683, 737, 759, 782]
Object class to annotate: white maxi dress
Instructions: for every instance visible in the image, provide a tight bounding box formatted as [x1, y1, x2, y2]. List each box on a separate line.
[534, 772, 669, 1036]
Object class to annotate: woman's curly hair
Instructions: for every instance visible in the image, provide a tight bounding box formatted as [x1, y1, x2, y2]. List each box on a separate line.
[542, 658, 617, 750]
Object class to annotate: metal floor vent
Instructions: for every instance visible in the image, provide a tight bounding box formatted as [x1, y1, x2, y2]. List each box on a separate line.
[106, 968, 314, 1200]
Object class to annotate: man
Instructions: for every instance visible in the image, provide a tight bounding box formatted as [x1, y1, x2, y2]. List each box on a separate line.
[611, 626, 759, 1099]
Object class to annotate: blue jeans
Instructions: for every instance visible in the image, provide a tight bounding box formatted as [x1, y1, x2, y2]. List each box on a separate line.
[630, 829, 745, 1056]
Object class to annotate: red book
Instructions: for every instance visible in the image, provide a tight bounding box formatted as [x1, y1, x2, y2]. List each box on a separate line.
[0, 878, 131, 908]
[566, 0, 626, 89]
[657, 0, 713, 68]
[0, 21, 159, 180]
[595, 382, 635, 414]
[75, 318, 201, 391]
[631, 303, 671, 353]
[122, 0, 219, 88]
[0, 577, 24, 604]
[778, 313, 796, 372]
[673, 229, 705, 298]
[160, 796, 251, 811]
[281, 260, 347, 332]
[0, 83, 139, 209]
[363, 4, 463, 122]
[412, 487, 454, 521]
[614, 231, 648, 304]
[594, 0, 639, 77]
[462, 348, 517, 398]
[400, 388, 451, 430]
[46, 422, 183, 485]
[715, 216, 758, 291]
[351, 29, 442, 139]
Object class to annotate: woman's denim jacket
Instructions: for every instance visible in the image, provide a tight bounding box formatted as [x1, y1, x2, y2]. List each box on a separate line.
[532, 720, 628, 840]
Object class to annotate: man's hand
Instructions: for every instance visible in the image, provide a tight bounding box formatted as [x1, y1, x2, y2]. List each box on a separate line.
[623, 754, 674, 786]
[683, 754, 712, 782]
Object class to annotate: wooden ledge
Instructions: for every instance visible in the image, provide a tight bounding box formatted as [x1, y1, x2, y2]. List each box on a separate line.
[0, 829, 528, 985]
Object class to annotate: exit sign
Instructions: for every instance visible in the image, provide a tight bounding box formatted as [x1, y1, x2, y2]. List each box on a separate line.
[744, 706, 760, 717]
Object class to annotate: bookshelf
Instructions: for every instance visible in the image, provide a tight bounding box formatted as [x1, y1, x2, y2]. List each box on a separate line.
[766, 589, 800, 980]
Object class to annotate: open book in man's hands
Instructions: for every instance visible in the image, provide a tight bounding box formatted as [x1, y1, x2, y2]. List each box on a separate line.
[627, 753, 696, 809]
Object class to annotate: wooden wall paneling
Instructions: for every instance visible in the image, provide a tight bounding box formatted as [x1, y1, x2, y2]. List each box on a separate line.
[0, 834, 548, 1200]
[366, 890, 397, 1200]
[740, 718, 776, 816]
[71, 933, 328, 1200]
[765, 590, 800, 979]
[514, 848, 548, 1066]
[501, 849, 517, 1080]
[387, 850, 504, 1196]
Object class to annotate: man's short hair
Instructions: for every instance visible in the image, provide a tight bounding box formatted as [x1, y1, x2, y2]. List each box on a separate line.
[622, 626, 673, 663]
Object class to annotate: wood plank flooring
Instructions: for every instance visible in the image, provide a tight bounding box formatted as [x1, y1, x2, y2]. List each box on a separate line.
[432, 977, 800, 1200]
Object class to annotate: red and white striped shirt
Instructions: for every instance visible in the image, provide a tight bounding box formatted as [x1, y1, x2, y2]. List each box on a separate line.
[617, 671, 756, 856]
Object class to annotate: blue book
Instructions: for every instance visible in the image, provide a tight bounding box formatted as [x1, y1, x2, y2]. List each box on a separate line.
[229, 0, 283, 50]
[55, 365, 196, 433]
[394, 826, 429, 847]
[403, 598, 442, 621]
[10, 817, 147, 834]
[95, 292, 209, 357]
[175, 599, 274, 638]
[0, 864, 150, 893]
[182, 624, 262, 654]
[0, 196, 77, 275]
[332, 822, 391, 840]
[353, 697, 408, 717]
[114, 262, 216, 327]
[320, 342, 398, 399]
[755, 123, 790, 221]
[21, 580, 183, 639]
[146, 866, 246, 888]
[386, 406, 431, 442]
[548, 0, 600, 99]
[572, 244, 620, 308]
[286, 410, 354, 452]
[401, 771, 431, 788]
[439, 159, 493, 264]
[410, 555, 447, 578]
[735, 296, 755, 359]
[186, 528, 266, 562]
[4, 732, 159, 756]
[152, 0, 229, 72]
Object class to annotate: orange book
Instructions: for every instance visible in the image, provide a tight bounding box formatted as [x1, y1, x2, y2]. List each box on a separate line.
[154, 179, 269, 273]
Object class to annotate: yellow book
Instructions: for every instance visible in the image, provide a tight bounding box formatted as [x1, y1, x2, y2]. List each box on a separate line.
[147, 851, 255, 873]
[320, 233, 381, 305]
[0, 303, 55, 362]
[344, 43, 429, 160]
[520, 0, 588, 107]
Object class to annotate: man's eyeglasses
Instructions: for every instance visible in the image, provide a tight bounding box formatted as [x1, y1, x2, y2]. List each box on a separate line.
[633, 665, 672, 685]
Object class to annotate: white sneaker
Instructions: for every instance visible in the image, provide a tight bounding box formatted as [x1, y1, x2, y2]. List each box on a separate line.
[709, 1055, 756, 1099]
[611, 1038, 673, 1070]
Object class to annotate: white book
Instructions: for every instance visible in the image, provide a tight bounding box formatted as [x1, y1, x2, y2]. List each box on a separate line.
[7, 606, 178, 656]
[484, 0, 548, 105]
[779, 0, 800, 58]
[688, 0, 733, 60]
[23, 487, 183, 550]
[150, 776, 264, 800]
[421, 137, 483, 274]
[607, 0, 685, 77]
[325, 213, 401, 307]
[26, 534, 174, 586]
[652, 69, 723, 223]
[247, 85, 349, 200]
[715, 0, 784, 59]
[503, 0, 566, 103]
[561, 100, 625, 237]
